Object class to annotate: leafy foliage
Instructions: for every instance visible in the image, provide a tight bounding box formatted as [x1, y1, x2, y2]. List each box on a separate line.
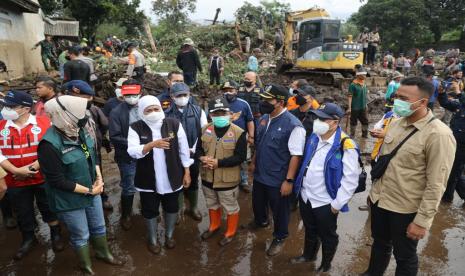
[152, 0, 197, 32]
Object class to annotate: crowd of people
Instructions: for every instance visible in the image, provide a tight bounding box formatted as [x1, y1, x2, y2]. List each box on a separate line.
[1, 32, 464, 276]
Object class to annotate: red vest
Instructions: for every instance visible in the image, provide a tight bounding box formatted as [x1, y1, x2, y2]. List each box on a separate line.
[0, 115, 51, 188]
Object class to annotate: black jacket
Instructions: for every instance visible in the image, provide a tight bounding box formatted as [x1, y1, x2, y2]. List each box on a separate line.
[176, 49, 202, 73]
[109, 102, 134, 162]
[438, 92, 465, 146]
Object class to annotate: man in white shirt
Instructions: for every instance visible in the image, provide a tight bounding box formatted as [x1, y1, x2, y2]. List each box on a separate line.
[291, 103, 360, 272]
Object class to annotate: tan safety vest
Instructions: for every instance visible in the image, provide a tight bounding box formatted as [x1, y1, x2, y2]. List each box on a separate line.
[200, 123, 244, 188]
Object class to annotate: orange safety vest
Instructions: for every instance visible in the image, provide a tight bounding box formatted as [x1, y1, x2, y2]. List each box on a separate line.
[287, 96, 320, 111]
[0, 115, 51, 188]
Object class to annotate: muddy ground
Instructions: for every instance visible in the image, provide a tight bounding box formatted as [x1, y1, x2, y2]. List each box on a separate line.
[1, 129, 465, 276]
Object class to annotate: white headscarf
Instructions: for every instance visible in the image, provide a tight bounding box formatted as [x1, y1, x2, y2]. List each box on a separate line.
[45, 95, 88, 137]
[138, 95, 165, 128]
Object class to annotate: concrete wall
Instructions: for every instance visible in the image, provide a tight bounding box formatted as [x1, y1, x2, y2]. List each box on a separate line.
[0, 0, 45, 80]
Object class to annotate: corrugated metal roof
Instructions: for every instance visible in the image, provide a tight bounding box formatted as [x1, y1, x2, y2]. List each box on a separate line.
[44, 19, 79, 37]
[5, 0, 40, 13]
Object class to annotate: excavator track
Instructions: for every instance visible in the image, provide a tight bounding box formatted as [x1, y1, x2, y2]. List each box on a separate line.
[282, 69, 346, 88]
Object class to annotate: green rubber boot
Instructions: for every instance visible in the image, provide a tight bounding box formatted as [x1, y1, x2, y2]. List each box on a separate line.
[176, 192, 185, 225]
[90, 235, 123, 266]
[75, 244, 94, 275]
[185, 190, 202, 221]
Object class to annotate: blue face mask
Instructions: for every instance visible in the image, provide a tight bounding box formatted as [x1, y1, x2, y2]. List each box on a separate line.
[212, 115, 231, 128]
[393, 98, 422, 117]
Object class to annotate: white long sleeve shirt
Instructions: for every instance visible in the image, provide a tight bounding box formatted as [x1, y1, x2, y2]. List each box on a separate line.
[127, 121, 193, 194]
[301, 132, 360, 211]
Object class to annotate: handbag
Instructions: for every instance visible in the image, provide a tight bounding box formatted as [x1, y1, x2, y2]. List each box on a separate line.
[340, 137, 366, 193]
[371, 117, 436, 181]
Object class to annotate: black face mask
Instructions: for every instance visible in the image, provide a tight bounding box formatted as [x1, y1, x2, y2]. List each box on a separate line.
[259, 101, 275, 114]
[77, 116, 89, 128]
[225, 93, 236, 103]
[244, 81, 253, 88]
[295, 94, 308, 106]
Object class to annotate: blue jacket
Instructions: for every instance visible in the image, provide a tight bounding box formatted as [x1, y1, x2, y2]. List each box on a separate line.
[254, 110, 302, 188]
[228, 97, 254, 131]
[165, 102, 202, 148]
[438, 92, 465, 146]
[109, 102, 135, 163]
[294, 127, 357, 212]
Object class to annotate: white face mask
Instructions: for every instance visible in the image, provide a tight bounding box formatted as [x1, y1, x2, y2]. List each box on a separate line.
[313, 119, 330, 136]
[174, 96, 189, 107]
[1, 107, 21, 121]
[289, 87, 294, 95]
[144, 111, 165, 123]
[115, 88, 122, 98]
[124, 95, 140, 105]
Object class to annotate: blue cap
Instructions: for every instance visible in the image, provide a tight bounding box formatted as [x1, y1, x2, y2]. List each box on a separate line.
[171, 82, 190, 96]
[2, 90, 33, 107]
[65, 80, 95, 96]
[310, 102, 344, 120]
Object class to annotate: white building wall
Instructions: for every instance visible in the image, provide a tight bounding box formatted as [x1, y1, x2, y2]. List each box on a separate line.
[0, 0, 45, 80]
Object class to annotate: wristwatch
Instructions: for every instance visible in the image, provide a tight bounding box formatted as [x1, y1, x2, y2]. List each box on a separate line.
[86, 186, 93, 195]
[286, 179, 294, 184]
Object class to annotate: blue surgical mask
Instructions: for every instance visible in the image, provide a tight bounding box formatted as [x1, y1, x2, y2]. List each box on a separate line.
[393, 99, 422, 117]
[212, 115, 230, 128]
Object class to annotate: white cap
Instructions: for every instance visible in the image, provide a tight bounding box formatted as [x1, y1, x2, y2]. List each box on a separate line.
[114, 78, 128, 87]
[356, 71, 367, 76]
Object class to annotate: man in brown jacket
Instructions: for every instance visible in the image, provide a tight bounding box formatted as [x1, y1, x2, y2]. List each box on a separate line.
[362, 77, 456, 276]
[198, 97, 247, 246]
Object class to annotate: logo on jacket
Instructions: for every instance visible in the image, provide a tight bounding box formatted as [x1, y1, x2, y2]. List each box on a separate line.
[168, 131, 175, 139]
[0, 129, 10, 137]
[31, 126, 42, 135]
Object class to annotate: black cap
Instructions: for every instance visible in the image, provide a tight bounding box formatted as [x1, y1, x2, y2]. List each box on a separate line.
[2, 90, 33, 107]
[260, 84, 289, 101]
[221, 80, 238, 90]
[208, 97, 230, 113]
[294, 85, 316, 97]
[310, 102, 344, 120]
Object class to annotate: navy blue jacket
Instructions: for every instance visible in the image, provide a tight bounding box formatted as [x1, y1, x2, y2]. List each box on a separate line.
[109, 102, 135, 163]
[438, 92, 465, 146]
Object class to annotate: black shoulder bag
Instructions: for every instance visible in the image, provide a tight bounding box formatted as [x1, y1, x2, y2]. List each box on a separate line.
[340, 137, 367, 193]
[371, 117, 436, 181]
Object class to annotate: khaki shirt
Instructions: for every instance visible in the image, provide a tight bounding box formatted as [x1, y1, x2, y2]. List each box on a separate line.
[369, 111, 456, 229]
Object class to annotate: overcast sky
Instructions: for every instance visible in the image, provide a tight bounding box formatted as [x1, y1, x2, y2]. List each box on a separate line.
[140, 0, 364, 23]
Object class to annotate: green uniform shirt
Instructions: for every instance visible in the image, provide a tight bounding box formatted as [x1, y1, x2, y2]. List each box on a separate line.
[39, 40, 54, 56]
[349, 82, 368, 111]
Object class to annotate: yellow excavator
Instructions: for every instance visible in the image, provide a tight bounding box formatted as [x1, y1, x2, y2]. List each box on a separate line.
[278, 7, 364, 86]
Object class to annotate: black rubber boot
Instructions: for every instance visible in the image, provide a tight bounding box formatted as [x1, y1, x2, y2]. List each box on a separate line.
[290, 238, 321, 264]
[50, 224, 65, 252]
[14, 231, 37, 260]
[317, 247, 337, 272]
[360, 244, 392, 276]
[120, 195, 134, 230]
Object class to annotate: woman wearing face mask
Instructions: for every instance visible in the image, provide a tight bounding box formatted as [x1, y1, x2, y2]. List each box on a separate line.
[196, 97, 247, 246]
[127, 95, 192, 254]
[292, 103, 361, 272]
[38, 95, 123, 274]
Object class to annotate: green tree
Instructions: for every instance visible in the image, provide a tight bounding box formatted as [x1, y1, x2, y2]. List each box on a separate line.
[152, 0, 197, 32]
[38, 0, 63, 16]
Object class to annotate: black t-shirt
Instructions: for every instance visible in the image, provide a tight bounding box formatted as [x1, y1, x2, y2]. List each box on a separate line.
[290, 108, 315, 137]
[63, 59, 90, 83]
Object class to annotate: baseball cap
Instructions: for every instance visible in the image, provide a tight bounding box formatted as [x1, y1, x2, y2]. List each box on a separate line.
[260, 84, 289, 101]
[294, 85, 316, 97]
[310, 102, 344, 120]
[209, 97, 230, 113]
[221, 80, 238, 90]
[2, 90, 33, 107]
[171, 82, 190, 96]
[114, 78, 128, 87]
[65, 80, 95, 96]
[121, 84, 142, 95]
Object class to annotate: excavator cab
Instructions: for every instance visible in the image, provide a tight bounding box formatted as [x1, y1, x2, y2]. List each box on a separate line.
[297, 19, 341, 58]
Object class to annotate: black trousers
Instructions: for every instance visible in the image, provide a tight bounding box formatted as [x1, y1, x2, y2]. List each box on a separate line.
[370, 201, 419, 276]
[140, 190, 180, 219]
[252, 180, 290, 240]
[0, 192, 13, 219]
[209, 70, 221, 85]
[8, 184, 57, 233]
[368, 45, 377, 64]
[186, 161, 200, 191]
[350, 109, 369, 127]
[299, 197, 339, 252]
[443, 145, 465, 202]
[363, 47, 369, 64]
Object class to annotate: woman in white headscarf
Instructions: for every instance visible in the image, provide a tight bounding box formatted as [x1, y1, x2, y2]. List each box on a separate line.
[38, 95, 122, 274]
[127, 95, 192, 254]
